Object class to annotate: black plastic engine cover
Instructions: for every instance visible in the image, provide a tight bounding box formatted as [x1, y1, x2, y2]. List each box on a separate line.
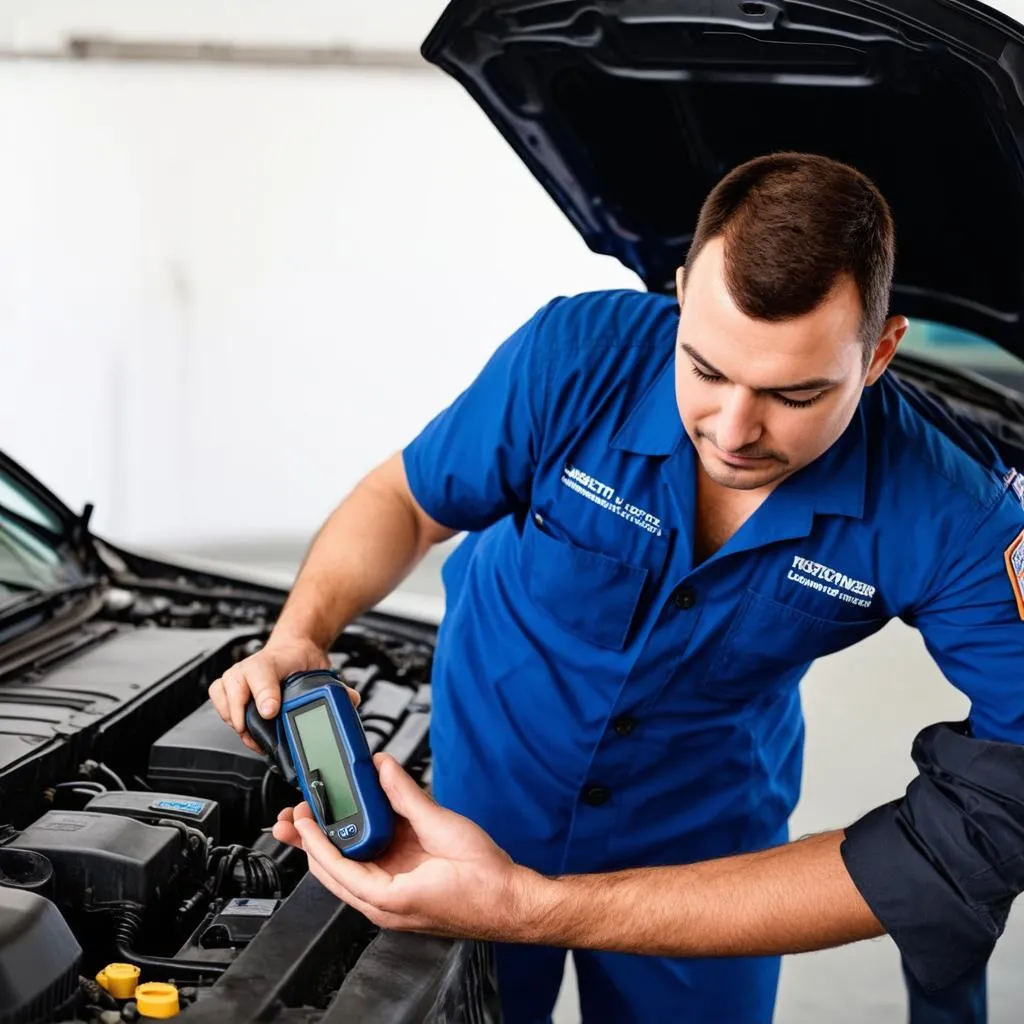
[175, 897, 282, 967]
[85, 790, 221, 843]
[0, 849, 54, 900]
[0, 625, 259, 831]
[149, 702, 268, 834]
[0, 887, 81, 1023]
[7, 811, 181, 908]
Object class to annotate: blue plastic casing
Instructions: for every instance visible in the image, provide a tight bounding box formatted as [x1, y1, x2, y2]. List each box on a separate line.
[250, 670, 394, 861]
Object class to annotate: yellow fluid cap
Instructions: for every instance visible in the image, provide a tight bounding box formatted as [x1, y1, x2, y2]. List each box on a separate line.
[135, 982, 180, 1019]
[95, 963, 140, 999]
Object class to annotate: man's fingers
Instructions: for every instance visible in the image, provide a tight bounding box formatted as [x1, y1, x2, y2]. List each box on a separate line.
[221, 659, 282, 735]
[208, 677, 225, 719]
[271, 802, 315, 849]
[240, 732, 263, 753]
[306, 856, 359, 906]
[208, 677, 230, 724]
[213, 649, 354, 746]
[223, 672, 253, 733]
[346, 685, 361, 709]
[245, 661, 282, 719]
[303, 855, 407, 930]
[294, 817, 393, 902]
[272, 820, 304, 850]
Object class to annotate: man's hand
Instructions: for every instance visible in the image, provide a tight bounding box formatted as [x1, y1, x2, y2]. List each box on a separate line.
[274, 754, 884, 958]
[208, 637, 357, 753]
[272, 754, 539, 940]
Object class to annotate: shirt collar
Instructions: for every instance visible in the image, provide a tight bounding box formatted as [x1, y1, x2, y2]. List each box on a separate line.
[610, 355, 869, 521]
[777, 403, 868, 521]
[610, 359, 684, 457]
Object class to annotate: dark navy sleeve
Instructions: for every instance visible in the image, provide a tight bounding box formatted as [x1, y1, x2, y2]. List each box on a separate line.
[841, 491, 1024, 991]
[401, 298, 565, 532]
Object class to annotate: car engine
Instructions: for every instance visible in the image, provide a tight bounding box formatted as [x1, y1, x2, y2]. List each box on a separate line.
[0, 577, 466, 1024]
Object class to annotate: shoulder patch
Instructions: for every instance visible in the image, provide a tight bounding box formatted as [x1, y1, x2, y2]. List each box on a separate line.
[1003, 528, 1024, 620]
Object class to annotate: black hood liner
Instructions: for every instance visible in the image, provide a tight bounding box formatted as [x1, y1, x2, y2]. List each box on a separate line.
[423, 0, 1024, 355]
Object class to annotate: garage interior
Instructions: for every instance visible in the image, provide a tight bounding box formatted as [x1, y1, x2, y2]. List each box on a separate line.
[4, 1, 1024, 1021]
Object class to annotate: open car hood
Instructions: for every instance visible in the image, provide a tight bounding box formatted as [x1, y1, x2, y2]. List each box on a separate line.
[422, 0, 1024, 356]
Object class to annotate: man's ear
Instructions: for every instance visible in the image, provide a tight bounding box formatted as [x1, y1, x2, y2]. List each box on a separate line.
[675, 266, 686, 307]
[865, 315, 909, 386]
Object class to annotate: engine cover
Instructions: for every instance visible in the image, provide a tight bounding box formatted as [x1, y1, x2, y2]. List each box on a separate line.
[149, 702, 269, 836]
[85, 790, 221, 843]
[8, 812, 182, 909]
[0, 625, 258, 830]
[0, 888, 80, 1024]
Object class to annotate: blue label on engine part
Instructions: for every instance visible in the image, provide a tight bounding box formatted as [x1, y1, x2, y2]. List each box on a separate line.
[151, 799, 206, 815]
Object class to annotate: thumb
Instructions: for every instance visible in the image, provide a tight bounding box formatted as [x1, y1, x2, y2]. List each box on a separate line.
[375, 754, 439, 825]
[373, 754, 499, 862]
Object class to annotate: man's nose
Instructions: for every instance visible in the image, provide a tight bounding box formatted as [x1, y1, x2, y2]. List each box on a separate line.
[715, 388, 763, 452]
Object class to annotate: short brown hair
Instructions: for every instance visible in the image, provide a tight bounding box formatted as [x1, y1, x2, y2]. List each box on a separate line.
[684, 152, 896, 358]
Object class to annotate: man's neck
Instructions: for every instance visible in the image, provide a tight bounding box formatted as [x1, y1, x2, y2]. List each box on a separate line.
[693, 467, 774, 565]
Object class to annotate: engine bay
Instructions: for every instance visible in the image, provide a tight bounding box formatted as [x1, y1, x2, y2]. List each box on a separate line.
[0, 585, 451, 1023]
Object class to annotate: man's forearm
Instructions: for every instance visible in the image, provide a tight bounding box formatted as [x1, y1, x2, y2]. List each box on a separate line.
[515, 830, 884, 957]
[272, 453, 453, 651]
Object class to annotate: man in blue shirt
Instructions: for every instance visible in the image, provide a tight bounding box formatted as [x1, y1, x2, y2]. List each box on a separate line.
[213, 153, 1024, 1022]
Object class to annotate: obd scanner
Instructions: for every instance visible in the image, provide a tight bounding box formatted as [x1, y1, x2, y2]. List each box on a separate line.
[245, 670, 393, 860]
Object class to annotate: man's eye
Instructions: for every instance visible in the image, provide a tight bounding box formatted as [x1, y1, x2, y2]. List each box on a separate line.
[690, 364, 722, 384]
[775, 392, 827, 409]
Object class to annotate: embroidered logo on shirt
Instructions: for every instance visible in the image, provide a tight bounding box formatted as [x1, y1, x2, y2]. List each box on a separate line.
[786, 556, 876, 608]
[560, 464, 663, 536]
[1003, 529, 1024, 620]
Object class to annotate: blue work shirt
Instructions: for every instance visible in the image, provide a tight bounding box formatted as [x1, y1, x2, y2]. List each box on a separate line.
[402, 290, 1024, 900]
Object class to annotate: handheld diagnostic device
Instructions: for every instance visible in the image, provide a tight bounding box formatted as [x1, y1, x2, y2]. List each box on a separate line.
[245, 669, 393, 861]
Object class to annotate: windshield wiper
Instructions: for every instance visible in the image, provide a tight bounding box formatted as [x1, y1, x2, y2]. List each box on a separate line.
[0, 579, 101, 623]
[0, 579, 42, 598]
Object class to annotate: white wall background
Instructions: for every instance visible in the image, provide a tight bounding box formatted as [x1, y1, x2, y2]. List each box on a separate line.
[0, 0, 445, 52]
[0, 0, 638, 550]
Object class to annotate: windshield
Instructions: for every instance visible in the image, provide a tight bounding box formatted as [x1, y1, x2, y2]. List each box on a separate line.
[0, 472, 83, 598]
[903, 320, 1024, 394]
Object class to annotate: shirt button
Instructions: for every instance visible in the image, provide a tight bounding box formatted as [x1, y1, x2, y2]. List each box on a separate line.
[612, 715, 637, 737]
[672, 585, 697, 610]
[582, 785, 611, 807]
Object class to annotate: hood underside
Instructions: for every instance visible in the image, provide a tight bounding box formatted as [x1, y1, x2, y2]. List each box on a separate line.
[423, 0, 1024, 356]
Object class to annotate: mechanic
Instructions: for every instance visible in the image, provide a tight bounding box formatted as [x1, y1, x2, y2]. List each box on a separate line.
[210, 152, 1024, 1024]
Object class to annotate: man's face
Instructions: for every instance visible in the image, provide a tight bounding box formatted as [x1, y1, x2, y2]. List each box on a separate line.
[674, 238, 904, 493]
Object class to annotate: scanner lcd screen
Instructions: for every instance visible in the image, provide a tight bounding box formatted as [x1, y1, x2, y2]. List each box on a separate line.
[292, 702, 358, 822]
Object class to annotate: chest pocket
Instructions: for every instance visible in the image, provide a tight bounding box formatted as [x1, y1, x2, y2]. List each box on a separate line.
[521, 510, 652, 651]
[702, 588, 887, 698]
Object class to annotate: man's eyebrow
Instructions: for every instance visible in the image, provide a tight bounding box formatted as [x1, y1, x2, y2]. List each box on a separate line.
[681, 344, 841, 393]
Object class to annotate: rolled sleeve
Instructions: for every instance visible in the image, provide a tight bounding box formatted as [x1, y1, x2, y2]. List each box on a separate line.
[841, 722, 1024, 990]
[841, 492, 1024, 990]
[402, 299, 564, 533]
